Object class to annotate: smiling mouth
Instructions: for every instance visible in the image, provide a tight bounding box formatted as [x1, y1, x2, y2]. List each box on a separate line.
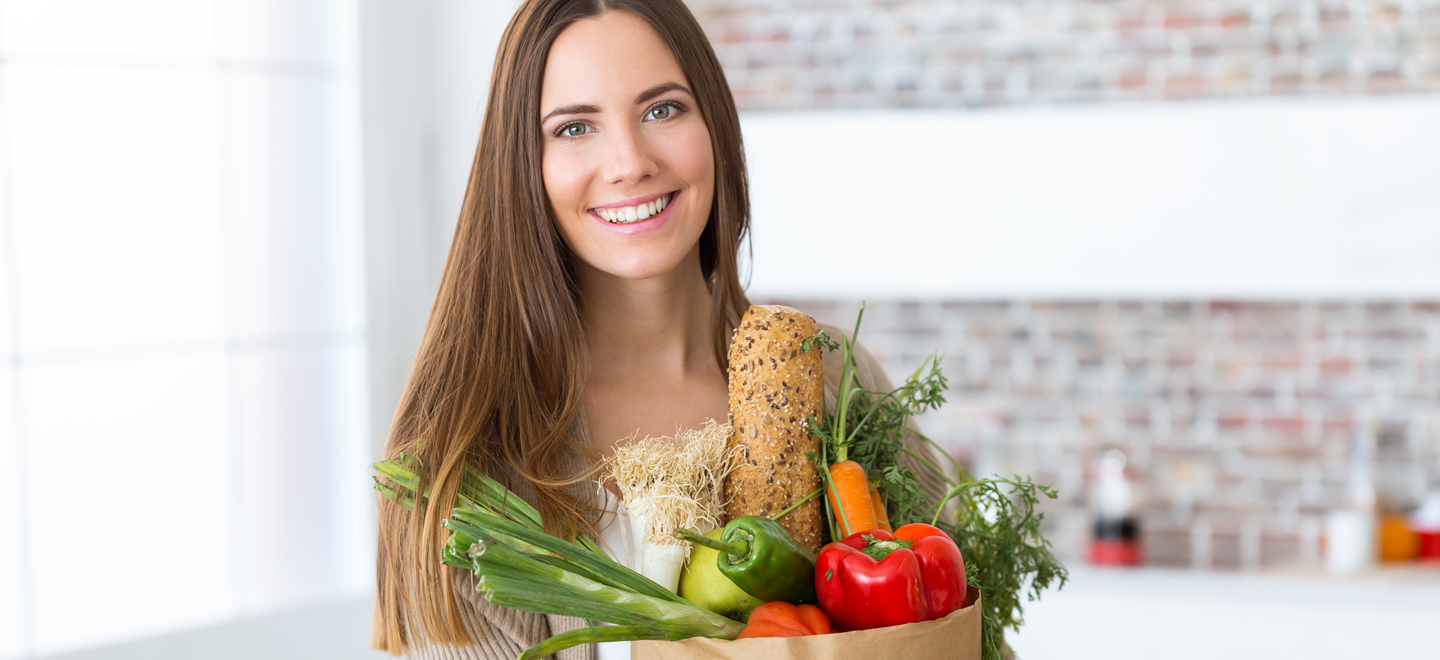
[592, 192, 676, 224]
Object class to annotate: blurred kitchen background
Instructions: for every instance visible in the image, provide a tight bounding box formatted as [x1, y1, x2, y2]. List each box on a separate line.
[0, 1, 1437, 659]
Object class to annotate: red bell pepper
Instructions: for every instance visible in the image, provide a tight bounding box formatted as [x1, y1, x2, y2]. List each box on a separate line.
[894, 522, 968, 617]
[814, 526, 968, 632]
[814, 529, 926, 631]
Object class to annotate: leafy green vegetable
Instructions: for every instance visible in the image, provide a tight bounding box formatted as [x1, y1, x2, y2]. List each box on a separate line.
[928, 475, 1066, 660]
[808, 304, 1067, 660]
[373, 456, 744, 656]
[800, 329, 840, 355]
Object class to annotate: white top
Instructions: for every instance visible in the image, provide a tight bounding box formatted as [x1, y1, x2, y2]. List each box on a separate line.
[594, 488, 634, 660]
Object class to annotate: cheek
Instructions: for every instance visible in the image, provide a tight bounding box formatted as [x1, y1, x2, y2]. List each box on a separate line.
[670, 125, 715, 198]
[542, 148, 591, 224]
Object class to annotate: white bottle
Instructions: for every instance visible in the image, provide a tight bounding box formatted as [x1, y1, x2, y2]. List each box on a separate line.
[1325, 451, 1376, 575]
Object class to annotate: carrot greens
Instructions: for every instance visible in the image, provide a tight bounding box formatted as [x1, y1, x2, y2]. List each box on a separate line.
[805, 305, 1068, 660]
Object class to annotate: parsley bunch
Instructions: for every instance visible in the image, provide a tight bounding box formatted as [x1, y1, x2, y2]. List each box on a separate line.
[805, 304, 1067, 660]
[928, 474, 1066, 660]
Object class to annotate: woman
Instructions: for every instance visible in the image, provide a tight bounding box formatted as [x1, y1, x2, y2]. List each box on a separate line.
[372, 1, 945, 658]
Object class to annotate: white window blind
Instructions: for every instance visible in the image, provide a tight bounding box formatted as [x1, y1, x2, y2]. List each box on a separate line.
[0, 1, 369, 656]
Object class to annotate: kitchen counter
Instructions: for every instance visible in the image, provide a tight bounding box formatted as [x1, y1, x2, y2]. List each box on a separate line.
[1008, 565, 1440, 660]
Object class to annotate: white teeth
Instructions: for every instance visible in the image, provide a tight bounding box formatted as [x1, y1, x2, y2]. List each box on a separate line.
[595, 193, 672, 225]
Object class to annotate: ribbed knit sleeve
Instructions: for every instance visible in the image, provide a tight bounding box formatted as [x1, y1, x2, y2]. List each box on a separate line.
[544, 612, 594, 660]
[404, 566, 548, 660]
[403, 448, 598, 660]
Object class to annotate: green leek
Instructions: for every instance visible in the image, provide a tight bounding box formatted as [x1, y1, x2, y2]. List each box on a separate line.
[374, 458, 745, 657]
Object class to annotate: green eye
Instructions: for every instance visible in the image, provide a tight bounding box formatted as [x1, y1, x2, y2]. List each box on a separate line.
[649, 105, 672, 120]
[562, 123, 588, 137]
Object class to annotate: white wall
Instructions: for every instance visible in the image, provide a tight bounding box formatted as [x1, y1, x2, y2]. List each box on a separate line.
[0, 1, 371, 657]
[357, 0, 518, 456]
[743, 97, 1440, 300]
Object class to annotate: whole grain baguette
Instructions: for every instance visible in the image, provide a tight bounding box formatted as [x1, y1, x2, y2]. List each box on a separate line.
[724, 305, 825, 554]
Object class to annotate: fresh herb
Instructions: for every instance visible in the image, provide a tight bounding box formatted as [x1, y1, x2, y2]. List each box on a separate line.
[810, 304, 1067, 660]
[927, 475, 1066, 660]
[800, 329, 840, 354]
[844, 354, 949, 528]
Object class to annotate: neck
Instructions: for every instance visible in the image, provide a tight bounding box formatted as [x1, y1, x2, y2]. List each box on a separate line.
[577, 247, 716, 379]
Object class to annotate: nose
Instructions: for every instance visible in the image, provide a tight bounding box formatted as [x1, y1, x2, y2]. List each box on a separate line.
[603, 123, 658, 185]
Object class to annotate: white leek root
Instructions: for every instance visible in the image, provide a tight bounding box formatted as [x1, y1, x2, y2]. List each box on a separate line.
[605, 420, 739, 593]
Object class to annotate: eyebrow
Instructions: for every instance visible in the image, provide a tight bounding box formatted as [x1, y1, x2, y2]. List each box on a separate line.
[539, 82, 692, 124]
[634, 82, 690, 105]
[541, 103, 600, 124]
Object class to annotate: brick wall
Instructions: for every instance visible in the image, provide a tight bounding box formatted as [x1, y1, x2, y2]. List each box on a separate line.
[761, 299, 1440, 568]
[690, 0, 1440, 109]
[714, 1, 1440, 569]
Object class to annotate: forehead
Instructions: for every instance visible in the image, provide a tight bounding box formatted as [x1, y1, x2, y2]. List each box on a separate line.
[541, 10, 686, 108]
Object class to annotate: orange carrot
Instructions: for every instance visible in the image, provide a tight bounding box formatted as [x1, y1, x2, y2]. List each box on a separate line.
[827, 460, 878, 538]
[868, 481, 892, 533]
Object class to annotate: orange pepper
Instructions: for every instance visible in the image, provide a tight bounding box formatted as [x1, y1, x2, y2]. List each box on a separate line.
[735, 601, 831, 639]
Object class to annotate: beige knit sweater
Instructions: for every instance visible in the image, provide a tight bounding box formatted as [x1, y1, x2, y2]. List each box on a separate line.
[403, 328, 949, 660]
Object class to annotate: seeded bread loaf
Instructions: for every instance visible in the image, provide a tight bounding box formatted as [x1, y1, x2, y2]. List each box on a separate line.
[724, 305, 825, 554]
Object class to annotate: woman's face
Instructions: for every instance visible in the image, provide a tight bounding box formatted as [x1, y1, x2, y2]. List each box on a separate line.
[540, 10, 715, 282]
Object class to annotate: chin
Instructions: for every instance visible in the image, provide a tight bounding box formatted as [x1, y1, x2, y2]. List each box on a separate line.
[598, 251, 693, 282]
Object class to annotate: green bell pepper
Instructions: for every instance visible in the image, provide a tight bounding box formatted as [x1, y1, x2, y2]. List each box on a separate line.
[675, 516, 817, 604]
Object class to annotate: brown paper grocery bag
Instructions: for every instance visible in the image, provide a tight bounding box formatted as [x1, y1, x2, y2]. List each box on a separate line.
[632, 587, 981, 660]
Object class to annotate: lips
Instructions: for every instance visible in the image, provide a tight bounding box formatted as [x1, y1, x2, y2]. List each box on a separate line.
[588, 190, 679, 235]
[591, 191, 675, 225]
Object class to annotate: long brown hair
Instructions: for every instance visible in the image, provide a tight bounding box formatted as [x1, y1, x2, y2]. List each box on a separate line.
[373, 0, 750, 653]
